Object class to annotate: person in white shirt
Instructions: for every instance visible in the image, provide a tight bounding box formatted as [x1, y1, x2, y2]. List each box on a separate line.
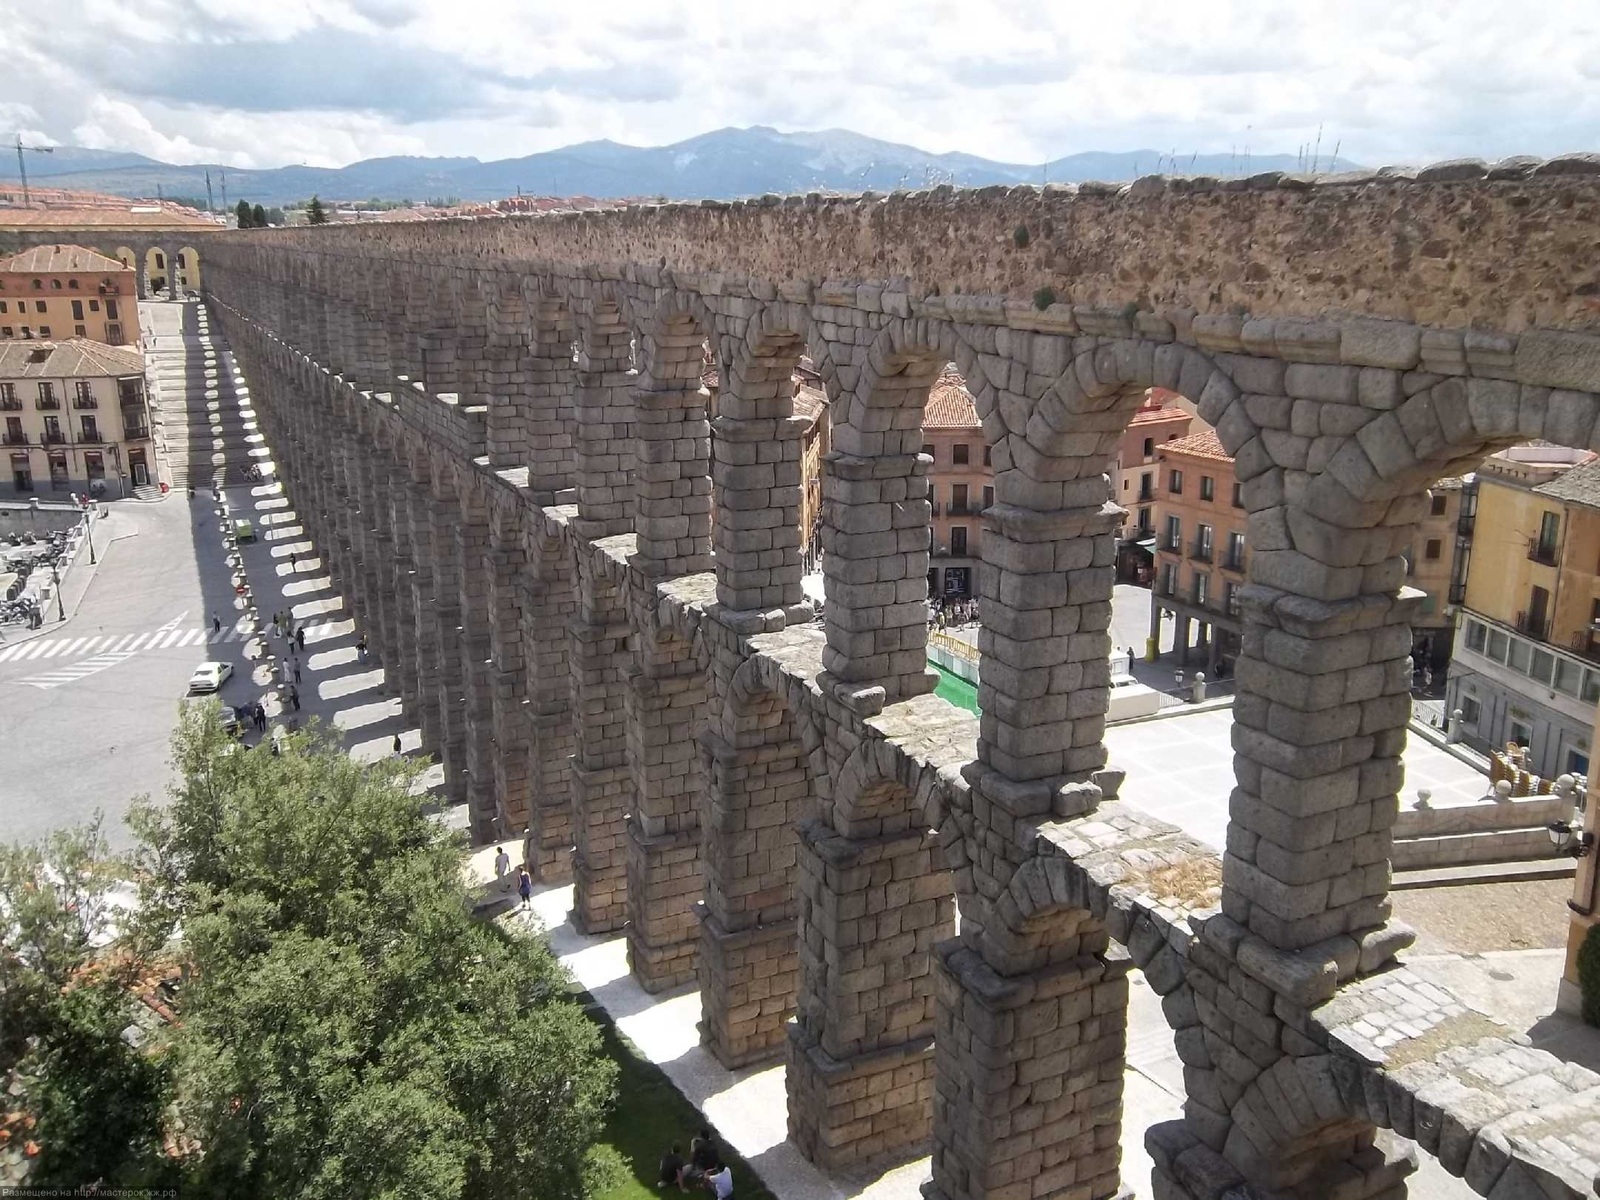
[493, 845, 512, 891]
[705, 1163, 732, 1200]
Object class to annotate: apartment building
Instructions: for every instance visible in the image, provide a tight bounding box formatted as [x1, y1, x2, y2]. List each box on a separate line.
[1147, 429, 1248, 671]
[0, 340, 160, 498]
[1446, 445, 1600, 778]
[0, 245, 139, 346]
[1113, 392, 1192, 581]
[923, 368, 990, 600]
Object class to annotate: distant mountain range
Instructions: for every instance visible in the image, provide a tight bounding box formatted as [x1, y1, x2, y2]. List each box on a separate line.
[15, 127, 1362, 207]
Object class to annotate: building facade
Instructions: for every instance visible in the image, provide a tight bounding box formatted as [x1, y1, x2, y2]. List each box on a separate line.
[923, 368, 990, 600]
[0, 245, 139, 346]
[1148, 429, 1248, 671]
[1113, 391, 1192, 581]
[1446, 446, 1600, 779]
[0, 340, 160, 498]
[1403, 475, 1471, 671]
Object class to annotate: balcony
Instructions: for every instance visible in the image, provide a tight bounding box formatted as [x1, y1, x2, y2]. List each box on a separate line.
[1527, 537, 1560, 566]
[1159, 536, 1181, 554]
[1569, 632, 1600, 666]
[35, 398, 59, 412]
[42, 431, 65, 445]
[1156, 576, 1177, 598]
[1221, 552, 1246, 573]
[1190, 538, 1214, 563]
[947, 503, 972, 517]
[1515, 610, 1551, 640]
[1, 433, 29, 446]
[122, 424, 151, 441]
[1137, 486, 1155, 504]
[78, 432, 104, 445]
[0, 398, 19, 412]
[117, 384, 144, 407]
[72, 395, 98, 410]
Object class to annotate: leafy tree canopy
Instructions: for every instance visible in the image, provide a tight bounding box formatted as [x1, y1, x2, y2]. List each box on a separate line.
[306, 194, 330, 225]
[234, 198, 255, 228]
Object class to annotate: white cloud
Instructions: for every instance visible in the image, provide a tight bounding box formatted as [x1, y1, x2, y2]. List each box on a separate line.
[4, 0, 1599, 170]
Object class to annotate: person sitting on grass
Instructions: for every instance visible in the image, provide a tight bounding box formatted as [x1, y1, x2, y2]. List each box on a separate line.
[705, 1160, 733, 1200]
[657, 1144, 685, 1189]
[680, 1127, 718, 1190]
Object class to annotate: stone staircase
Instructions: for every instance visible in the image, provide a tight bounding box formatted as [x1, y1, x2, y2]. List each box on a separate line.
[144, 301, 262, 491]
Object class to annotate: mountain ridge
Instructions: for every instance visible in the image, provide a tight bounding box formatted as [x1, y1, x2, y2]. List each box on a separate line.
[14, 127, 1361, 207]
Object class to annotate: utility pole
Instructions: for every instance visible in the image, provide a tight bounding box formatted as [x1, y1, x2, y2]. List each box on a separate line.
[220, 169, 228, 212]
[13, 135, 54, 207]
[205, 169, 215, 213]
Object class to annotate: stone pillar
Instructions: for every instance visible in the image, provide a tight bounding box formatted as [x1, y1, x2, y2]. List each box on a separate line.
[527, 299, 577, 502]
[821, 449, 937, 706]
[631, 349, 712, 577]
[624, 624, 707, 991]
[456, 487, 498, 840]
[787, 813, 954, 1169]
[713, 351, 808, 613]
[406, 471, 447, 762]
[427, 477, 470, 809]
[568, 552, 633, 933]
[572, 303, 635, 540]
[524, 519, 576, 881]
[384, 470, 423, 717]
[929, 474, 1133, 1200]
[698, 667, 806, 1068]
[488, 495, 533, 833]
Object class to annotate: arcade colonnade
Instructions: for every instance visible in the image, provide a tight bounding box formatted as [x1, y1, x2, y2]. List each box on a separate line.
[199, 170, 1600, 1200]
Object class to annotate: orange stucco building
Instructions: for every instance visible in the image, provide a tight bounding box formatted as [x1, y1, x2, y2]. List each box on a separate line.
[923, 368, 990, 600]
[0, 245, 139, 346]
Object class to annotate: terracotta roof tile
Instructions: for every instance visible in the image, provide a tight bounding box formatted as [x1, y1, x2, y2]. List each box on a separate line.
[0, 339, 144, 378]
[794, 383, 828, 424]
[1129, 404, 1190, 427]
[923, 367, 979, 429]
[1159, 428, 1231, 462]
[0, 244, 132, 273]
[0, 207, 216, 229]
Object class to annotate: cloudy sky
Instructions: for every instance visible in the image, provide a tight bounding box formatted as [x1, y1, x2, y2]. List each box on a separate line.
[3, 0, 1597, 170]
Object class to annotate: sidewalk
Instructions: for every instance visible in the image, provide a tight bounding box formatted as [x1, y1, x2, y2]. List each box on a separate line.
[0, 507, 140, 647]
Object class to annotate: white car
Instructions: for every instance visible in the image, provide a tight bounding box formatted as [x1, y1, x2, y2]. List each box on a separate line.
[188, 661, 234, 693]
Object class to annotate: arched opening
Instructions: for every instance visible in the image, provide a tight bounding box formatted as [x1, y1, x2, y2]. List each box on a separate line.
[143, 247, 172, 299]
[175, 245, 201, 293]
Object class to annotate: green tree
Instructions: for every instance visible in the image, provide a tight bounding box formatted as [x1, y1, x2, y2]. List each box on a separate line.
[264, 206, 286, 226]
[0, 822, 175, 1185]
[251, 203, 267, 228]
[130, 707, 616, 1199]
[306, 194, 330, 225]
[234, 198, 254, 228]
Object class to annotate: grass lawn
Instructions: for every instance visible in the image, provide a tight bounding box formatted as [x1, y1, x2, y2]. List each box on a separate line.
[580, 994, 779, 1200]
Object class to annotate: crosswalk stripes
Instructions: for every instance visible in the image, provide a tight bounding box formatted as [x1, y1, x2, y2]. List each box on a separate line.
[20, 650, 141, 690]
[1, 618, 342, 671]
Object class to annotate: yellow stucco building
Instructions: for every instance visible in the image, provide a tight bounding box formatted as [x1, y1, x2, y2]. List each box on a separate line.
[1447, 446, 1600, 778]
[0, 245, 139, 346]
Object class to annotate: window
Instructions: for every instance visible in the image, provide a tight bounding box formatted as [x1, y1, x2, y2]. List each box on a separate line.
[50, 279, 61, 290]
[951, 483, 969, 514]
[1168, 468, 1183, 495]
[0, 301, 6, 313]
[80, 415, 99, 441]
[1567, 748, 1590, 776]
[105, 300, 118, 320]
[47, 452, 68, 489]
[1200, 475, 1215, 501]
[74, 381, 93, 405]
[1193, 572, 1210, 605]
[0, 328, 9, 338]
[1535, 511, 1560, 562]
[42, 416, 61, 442]
[982, 445, 991, 467]
[1163, 514, 1181, 551]
[155, 253, 165, 268]
[1142, 437, 1154, 457]
[31, 279, 41, 289]
[4, 417, 22, 443]
[0, 384, 11, 408]
[1585, 670, 1600, 705]
[1529, 648, 1554, 686]
[71, 299, 83, 320]
[1137, 506, 1152, 534]
[67, 279, 79, 290]
[921, 443, 935, 461]
[1507, 639, 1532, 673]
[1554, 657, 1584, 697]
[1160, 562, 1177, 594]
[37, 326, 49, 338]
[1465, 620, 1487, 652]
[1225, 531, 1246, 570]
[34, 300, 45, 313]
[1424, 539, 1442, 560]
[982, 485, 993, 510]
[37, 382, 56, 407]
[952, 443, 969, 465]
[1232, 481, 1243, 508]
[950, 526, 968, 556]
[1486, 628, 1509, 662]
[1508, 719, 1532, 749]
[88, 299, 99, 312]
[1430, 493, 1448, 516]
[1460, 694, 1481, 726]
[74, 325, 86, 337]
[1138, 472, 1154, 502]
[1195, 523, 1214, 560]
[84, 451, 104, 480]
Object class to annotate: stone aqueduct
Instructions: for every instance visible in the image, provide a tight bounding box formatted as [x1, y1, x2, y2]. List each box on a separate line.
[18, 165, 1600, 1199]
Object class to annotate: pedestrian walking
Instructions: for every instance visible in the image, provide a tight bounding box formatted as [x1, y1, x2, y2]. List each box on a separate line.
[212, 613, 222, 635]
[293, 656, 302, 683]
[289, 684, 300, 712]
[289, 552, 298, 571]
[296, 626, 306, 652]
[517, 865, 532, 910]
[271, 613, 280, 639]
[254, 701, 267, 732]
[357, 633, 368, 662]
[494, 845, 512, 892]
[1127, 646, 1136, 675]
[280, 659, 292, 685]
[393, 733, 403, 755]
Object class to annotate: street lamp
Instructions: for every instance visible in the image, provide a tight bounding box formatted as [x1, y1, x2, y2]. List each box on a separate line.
[1547, 818, 1595, 858]
[51, 563, 65, 622]
[83, 507, 96, 565]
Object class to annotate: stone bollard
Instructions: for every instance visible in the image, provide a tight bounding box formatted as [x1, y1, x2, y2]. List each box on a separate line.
[1191, 670, 1206, 703]
[1447, 706, 1463, 742]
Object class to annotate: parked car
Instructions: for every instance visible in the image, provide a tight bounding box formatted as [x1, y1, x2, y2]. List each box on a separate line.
[188, 661, 234, 693]
[218, 704, 244, 736]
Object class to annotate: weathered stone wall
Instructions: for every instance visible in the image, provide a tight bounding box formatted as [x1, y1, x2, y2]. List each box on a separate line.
[183, 175, 1600, 1200]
